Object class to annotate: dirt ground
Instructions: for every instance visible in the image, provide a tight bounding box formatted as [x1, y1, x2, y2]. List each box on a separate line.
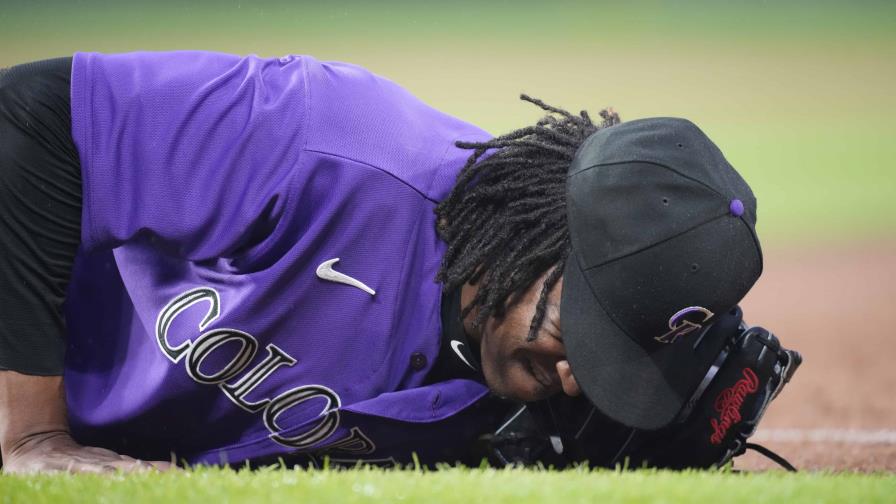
[732, 240, 896, 472]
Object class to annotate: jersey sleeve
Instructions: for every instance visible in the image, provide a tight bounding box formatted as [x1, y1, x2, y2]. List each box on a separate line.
[70, 51, 308, 261]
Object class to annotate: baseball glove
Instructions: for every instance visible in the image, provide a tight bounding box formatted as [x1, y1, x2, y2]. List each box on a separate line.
[486, 306, 802, 470]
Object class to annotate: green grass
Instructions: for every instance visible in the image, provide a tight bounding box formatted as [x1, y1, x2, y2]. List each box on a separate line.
[2, 467, 895, 504]
[1, 1, 894, 244]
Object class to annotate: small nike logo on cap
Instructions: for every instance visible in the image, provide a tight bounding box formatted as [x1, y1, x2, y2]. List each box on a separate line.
[450, 340, 476, 370]
[316, 258, 376, 296]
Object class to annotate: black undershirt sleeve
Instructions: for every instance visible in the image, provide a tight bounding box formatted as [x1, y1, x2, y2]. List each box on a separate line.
[0, 57, 81, 376]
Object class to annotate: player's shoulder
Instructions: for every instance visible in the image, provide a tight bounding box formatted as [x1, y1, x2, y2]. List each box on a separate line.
[73, 51, 490, 202]
[301, 56, 490, 201]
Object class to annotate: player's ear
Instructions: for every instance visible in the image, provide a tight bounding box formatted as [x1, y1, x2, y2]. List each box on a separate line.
[556, 360, 581, 397]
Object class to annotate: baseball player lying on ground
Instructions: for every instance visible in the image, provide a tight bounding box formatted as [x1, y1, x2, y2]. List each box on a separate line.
[0, 53, 800, 474]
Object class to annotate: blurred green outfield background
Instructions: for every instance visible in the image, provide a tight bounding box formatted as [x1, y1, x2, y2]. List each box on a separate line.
[2, 0, 894, 244]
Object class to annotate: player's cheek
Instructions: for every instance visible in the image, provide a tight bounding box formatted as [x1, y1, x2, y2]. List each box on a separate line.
[479, 350, 524, 400]
[505, 358, 545, 402]
[481, 329, 542, 400]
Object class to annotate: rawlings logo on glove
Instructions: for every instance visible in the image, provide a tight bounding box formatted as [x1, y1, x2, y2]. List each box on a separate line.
[709, 368, 759, 445]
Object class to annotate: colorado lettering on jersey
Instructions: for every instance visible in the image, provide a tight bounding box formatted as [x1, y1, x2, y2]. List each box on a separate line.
[155, 287, 374, 454]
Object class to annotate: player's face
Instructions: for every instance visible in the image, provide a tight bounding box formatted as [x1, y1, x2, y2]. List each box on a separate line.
[466, 270, 581, 402]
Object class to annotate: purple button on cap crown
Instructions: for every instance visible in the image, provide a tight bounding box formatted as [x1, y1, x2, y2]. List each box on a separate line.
[729, 199, 745, 217]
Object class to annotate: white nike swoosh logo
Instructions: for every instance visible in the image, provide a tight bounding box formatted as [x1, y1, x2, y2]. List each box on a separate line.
[316, 258, 376, 296]
[450, 340, 476, 370]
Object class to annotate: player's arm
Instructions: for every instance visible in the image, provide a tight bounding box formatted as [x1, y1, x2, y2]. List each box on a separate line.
[0, 371, 175, 474]
[2, 52, 306, 473]
[0, 59, 174, 474]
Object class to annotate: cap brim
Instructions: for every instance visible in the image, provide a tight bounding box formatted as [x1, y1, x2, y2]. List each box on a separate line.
[561, 253, 688, 431]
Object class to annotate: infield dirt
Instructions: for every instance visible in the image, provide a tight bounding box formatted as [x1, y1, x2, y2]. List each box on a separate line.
[734, 240, 896, 472]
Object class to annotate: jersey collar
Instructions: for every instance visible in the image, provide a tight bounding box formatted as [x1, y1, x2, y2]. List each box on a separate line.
[426, 287, 485, 384]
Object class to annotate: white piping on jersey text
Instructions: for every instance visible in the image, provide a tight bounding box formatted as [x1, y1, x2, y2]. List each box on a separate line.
[155, 287, 374, 454]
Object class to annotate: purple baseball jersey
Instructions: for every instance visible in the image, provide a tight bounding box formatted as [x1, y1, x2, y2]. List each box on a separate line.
[64, 51, 494, 466]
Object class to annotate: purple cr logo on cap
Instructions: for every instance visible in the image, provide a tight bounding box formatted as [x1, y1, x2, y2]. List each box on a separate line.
[729, 199, 745, 217]
[655, 306, 715, 344]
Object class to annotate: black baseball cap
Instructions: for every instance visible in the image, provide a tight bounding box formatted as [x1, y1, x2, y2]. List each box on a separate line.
[561, 117, 763, 430]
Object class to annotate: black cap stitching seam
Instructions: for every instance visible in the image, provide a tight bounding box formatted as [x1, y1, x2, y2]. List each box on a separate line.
[579, 210, 733, 273]
[568, 159, 733, 201]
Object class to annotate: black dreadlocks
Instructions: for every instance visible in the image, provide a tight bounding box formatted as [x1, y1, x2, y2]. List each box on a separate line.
[435, 95, 620, 341]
